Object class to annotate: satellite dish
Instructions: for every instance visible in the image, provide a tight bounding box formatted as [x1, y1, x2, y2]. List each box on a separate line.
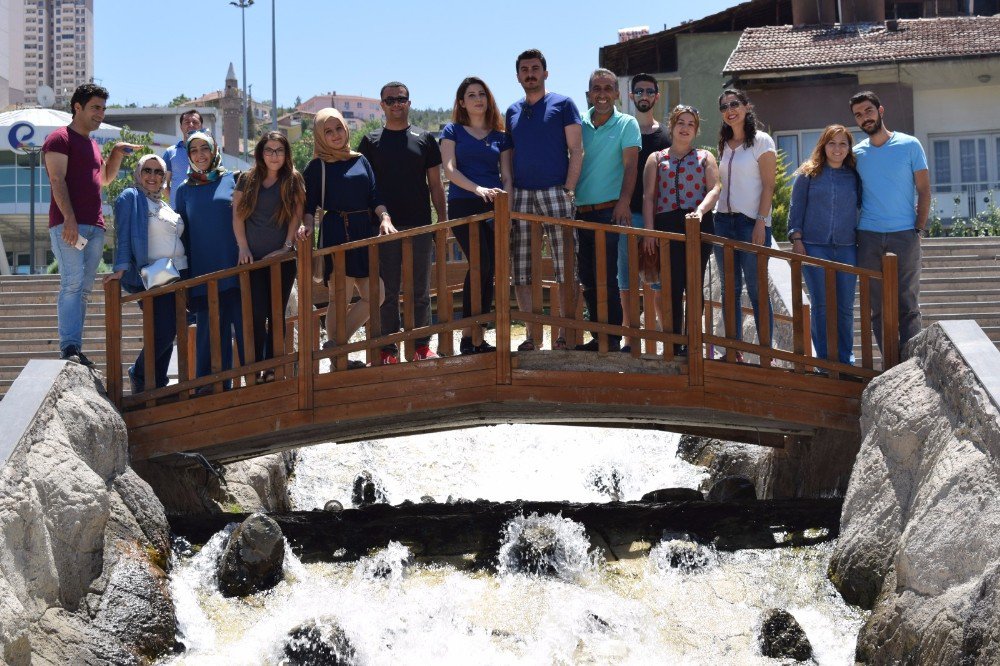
[36, 85, 55, 108]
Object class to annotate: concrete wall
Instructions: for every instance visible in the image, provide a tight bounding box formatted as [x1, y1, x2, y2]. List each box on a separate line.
[913, 81, 1000, 152]
[677, 32, 743, 136]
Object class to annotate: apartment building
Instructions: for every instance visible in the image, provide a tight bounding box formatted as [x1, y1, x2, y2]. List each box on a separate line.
[23, 0, 94, 108]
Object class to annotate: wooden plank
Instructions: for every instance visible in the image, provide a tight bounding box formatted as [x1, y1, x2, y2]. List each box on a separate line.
[313, 351, 494, 391]
[367, 243, 381, 366]
[824, 266, 839, 379]
[684, 215, 704, 385]
[701, 390, 859, 433]
[314, 367, 497, 408]
[756, 247, 771, 367]
[314, 385, 498, 424]
[174, 288, 189, 401]
[595, 229, 610, 353]
[881, 253, 899, 369]
[658, 235, 672, 362]
[517, 311, 685, 347]
[494, 192, 512, 383]
[314, 314, 494, 361]
[297, 238, 314, 410]
[207, 280, 223, 393]
[124, 377, 297, 429]
[469, 221, 482, 347]
[530, 220, 544, 345]
[704, 375, 861, 416]
[562, 225, 579, 347]
[239, 270, 256, 387]
[790, 260, 805, 373]
[860, 275, 873, 370]
[436, 227, 456, 354]
[626, 233, 640, 358]
[511, 369, 689, 390]
[331, 251, 348, 371]
[402, 236, 415, 360]
[723, 245, 737, 362]
[270, 262, 286, 378]
[702, 335, 877, 379]
[703, 359, 867, 398]
[104, 279, 123, 408]
[495, 384, 705, 409]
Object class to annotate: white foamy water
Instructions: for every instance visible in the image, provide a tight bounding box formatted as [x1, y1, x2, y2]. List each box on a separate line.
[163, 424, 865, 664]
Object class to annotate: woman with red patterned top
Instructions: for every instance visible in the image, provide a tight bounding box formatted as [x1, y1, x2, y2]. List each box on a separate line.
[641, 105, 721, 355]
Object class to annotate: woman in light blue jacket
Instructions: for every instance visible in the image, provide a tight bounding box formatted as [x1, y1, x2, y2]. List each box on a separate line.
[106, 154, 189, 392]
[787, 124, 861, 364]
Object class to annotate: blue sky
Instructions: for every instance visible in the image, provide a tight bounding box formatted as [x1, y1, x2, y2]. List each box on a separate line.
[94, 0, 739, 112]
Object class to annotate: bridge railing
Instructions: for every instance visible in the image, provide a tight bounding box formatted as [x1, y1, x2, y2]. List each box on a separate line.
[104, 191, 898, 411]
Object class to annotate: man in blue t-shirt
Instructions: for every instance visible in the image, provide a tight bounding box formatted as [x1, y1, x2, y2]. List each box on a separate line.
[163, 109, 203, 208]
[505, 48, 583, 351]
[849, 90, 930, 355]
[574, 68, 640, 352]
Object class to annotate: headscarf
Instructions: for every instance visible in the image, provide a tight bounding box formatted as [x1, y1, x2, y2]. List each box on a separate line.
[133, 154, 167, 202]
[185, 131, 227, 185]
[313, 108, 362, 163]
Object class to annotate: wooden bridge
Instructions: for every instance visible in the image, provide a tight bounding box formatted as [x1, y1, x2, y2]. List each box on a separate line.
[104, 193, 899, 464]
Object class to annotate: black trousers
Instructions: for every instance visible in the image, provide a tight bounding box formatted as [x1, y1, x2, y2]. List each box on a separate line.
[576, 206, 622, 347]
[379, 230, 432, 352]
[654, 209, 714, 341]
[248, 259, 296, 363]
[448, 197, 496, 322]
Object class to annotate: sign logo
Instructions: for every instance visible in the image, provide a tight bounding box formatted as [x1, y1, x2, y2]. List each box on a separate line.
[7, 121, 36, 151]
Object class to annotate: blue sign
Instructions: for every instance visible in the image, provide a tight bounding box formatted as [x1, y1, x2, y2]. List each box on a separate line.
[7, 121, 36, 151]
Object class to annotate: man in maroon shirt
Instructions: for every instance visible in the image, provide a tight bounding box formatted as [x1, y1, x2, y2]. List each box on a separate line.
[43, 83, 139, 365]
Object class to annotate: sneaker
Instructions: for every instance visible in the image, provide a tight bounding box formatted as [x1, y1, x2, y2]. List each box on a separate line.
[346, 359, 367, 370]
[476, 340, 496, 353]
[380, 350, 400, 365]
[60, 345, 86, 365]
[517, 338, 536, 352]
[574, 339, 600, 351]
[127, 366, 144, 394]
[414, 345, 439, 360]
[460, 336, 478, 355]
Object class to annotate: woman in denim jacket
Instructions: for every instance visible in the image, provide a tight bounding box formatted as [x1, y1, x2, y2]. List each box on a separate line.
[787, 124, 861, 364]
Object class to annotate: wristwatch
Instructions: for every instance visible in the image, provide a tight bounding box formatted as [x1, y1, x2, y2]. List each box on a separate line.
[563, 187, 575, 201]
[755, 214, 767, 223]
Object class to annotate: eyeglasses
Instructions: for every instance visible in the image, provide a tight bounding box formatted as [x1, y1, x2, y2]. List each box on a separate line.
[719, 100, 743, 112]
[382, 96, 409, 106]
[673, 104, 699, 115]
[632, 88, 657, 97]
[141, 167, 165, 177]
[263, 147, 286, 157]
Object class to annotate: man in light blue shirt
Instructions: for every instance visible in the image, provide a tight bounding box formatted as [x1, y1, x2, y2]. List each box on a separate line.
[574, 68, 640, 351]
[850, 90, 930, 355]
[162, 110, 202, 208]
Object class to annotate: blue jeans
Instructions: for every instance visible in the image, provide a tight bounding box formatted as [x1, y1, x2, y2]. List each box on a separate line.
[617, 212, 661, 291]
[194, 289, 244, 390]
[802, 244, 857, 364]
[712, 212, 773, 345]
[49, 223, 105, 352]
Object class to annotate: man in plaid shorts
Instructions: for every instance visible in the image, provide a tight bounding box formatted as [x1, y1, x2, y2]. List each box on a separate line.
[505, 48, 583, 350]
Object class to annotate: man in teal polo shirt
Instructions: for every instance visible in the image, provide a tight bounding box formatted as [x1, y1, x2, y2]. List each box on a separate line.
[574, 68, 640, 351]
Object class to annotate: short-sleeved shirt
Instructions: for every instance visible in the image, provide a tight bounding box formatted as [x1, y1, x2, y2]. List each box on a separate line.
[854, 131, 928, 233]
[654, 148, 711, 214]
[42, 125, 104, 229]
[505, 92, 582, 190]
[440, 123, 511, 201]
[576, 108, 641, 206]
[235, 176, 288, 258]
[631, 125, 671, 213]
[163, 140, 189, 208]
[357, 126, 441, 228]
[717, 130, 776, 226]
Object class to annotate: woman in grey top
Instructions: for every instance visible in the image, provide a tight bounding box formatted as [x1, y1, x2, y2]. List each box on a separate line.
[233, 132, 305, 382]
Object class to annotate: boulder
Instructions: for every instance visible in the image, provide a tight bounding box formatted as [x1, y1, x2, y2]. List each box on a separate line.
[652, 538, 715, 573]
[497, 513, 596, 579]
[640, 488, 703, 503]
[759, 608, 812, 661]
[284, 619, 357, 666]
[323, 500, 344, 513]
[351, 471, 387, 507]
[829, 323, 1000, 662]
[706, 476, 757, 502]
[217, 513, 285, 597]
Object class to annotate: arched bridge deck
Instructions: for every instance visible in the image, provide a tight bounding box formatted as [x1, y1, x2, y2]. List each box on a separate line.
[105, 193, 899, 464]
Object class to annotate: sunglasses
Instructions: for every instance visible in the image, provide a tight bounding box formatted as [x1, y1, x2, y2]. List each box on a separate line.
[719, 100, 743, 112]
[141, 167, 165, 177]
[263, 147, 286, 157]
[382, 96, 409, 106]
[674, 104, 699, 115]
[632, 88, 657, 97]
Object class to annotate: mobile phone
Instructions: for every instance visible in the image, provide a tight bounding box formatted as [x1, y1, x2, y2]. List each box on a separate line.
[74, 236, 88, 250]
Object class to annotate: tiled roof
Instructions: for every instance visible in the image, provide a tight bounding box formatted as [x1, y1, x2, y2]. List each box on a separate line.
[724, 17, 1000, 74]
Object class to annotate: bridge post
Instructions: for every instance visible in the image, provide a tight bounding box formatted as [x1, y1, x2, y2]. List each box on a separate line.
[881, 252, 900, 370]
[104, 279, 123, 408]
[494, 192, 512, 384]
[297, 237, 314, 410]
[685, 215, 704, 386]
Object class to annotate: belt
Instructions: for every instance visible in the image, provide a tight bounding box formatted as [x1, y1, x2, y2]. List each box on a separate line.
[576, 200, 617, 214]
[327, 208, 370, 242]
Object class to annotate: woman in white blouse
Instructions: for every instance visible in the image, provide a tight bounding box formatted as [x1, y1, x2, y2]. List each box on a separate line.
[107, 154, 189, 393]
[714, 88, 777, 358]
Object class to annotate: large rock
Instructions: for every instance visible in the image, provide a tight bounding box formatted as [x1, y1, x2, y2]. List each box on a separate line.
[0, 361, 175, 664]
[828, 323, 1000, 662]
[217, 513, 285, 597]
[284, 619, 357, 666]
[134, 450, 297, 515]
[759, 608, 812, 661]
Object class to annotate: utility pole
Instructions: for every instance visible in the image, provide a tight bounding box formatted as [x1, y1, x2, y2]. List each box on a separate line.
[229, 0, 254, 161]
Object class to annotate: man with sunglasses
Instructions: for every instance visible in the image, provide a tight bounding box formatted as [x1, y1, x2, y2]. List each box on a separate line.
[358, 81, 446, 364]
[573, 68, 640, 352]
[619, 74, 671, 348]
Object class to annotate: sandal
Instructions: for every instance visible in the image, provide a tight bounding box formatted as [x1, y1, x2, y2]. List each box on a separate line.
[262, 370, 276, 383]
[553, 337, 567, 350]
[517, 338, 535, 352]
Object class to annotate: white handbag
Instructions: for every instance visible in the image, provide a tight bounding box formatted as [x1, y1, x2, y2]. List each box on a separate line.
[140, 217, 183, 290]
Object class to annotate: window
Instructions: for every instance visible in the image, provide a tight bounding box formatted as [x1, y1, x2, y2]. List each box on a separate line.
[929, 132, 1000, 218]
[773, 128, 867, 175]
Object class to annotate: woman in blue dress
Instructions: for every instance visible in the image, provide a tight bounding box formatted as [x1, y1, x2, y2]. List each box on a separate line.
[440, 76, 512, 355]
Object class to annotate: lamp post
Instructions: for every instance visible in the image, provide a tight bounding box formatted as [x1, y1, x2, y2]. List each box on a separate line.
[229, 0, 254, 162]
[20, 145, 42, 274]
[271, 0, 278, 131]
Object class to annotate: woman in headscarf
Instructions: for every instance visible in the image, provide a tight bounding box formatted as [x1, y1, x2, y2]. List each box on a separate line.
[105, 153, 188, 393]
[233, 131, 305, 383]
[299, 108, 395, 361]
[175, 131, 244, 391]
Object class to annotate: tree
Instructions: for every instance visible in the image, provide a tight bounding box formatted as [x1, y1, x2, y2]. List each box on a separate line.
[294, 95, 302, 108]
[103, 125, 156, 208]
[770, 151, 794, 242]
[169, 93, 191, 107]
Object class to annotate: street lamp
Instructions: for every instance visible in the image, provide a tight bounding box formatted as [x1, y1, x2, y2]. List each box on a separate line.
[19, 144, 43, 274]
[229, 0, 254, 162]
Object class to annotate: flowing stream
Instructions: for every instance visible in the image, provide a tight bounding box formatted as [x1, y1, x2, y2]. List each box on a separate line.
[162, 424, 866, 664]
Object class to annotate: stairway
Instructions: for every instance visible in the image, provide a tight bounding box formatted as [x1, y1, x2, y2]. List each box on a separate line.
[0, 274, 143, 398]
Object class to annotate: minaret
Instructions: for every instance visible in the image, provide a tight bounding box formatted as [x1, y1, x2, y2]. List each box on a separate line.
[222, 63, 241, 157]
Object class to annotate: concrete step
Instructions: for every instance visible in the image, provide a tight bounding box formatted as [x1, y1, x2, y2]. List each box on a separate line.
[0, 324, 146, 340]
[919, 275, 1000, 288]
[920, 289, 1000, 303]
[0, 314, 142, 327]
[921, 254, 1000, 268]
[921, 265, 1000, 278]
[0, 337, 143, 353]
[918, 301, 1000, 314]
[0, 290, 109, 305]
[0, 277, 105, 293]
